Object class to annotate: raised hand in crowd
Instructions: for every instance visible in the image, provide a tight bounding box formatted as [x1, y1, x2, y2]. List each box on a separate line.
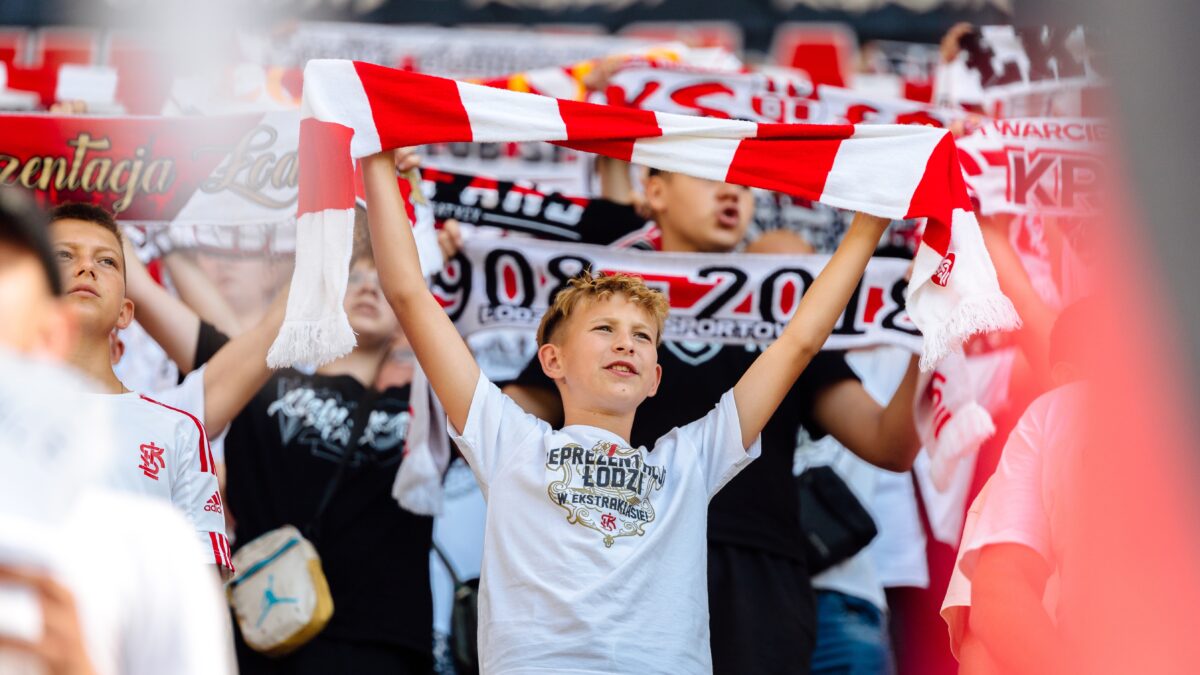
[160, 250, 244, 338]
[977, 213, 1060, 391]
[362, 149, 479, 432]
[121, 235, 290, 438]
[437, 218, 464, 263]
[939, 22, 975, 64]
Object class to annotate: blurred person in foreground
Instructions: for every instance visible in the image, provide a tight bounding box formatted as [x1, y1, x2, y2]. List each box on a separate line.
[951, 300, 1096, 673]
[0, 189, 234, 674]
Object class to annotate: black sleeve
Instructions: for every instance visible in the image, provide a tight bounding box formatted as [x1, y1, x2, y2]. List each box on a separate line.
[509, 352, 555, 391]
[574, 198, 649, 245]
[193, 320, 231, 370]
[789, 350, 860, 440]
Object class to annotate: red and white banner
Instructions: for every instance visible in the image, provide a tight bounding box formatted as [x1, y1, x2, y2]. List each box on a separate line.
[602, 65, 963, 127]
[269, 60, 1018, 371]
[0, 112, 293, 224]
[957, 118, 1109, 215]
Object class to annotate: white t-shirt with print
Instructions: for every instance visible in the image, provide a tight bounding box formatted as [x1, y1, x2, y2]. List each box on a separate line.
[450, 374, 761, 675]
[94, 391, 232, 572]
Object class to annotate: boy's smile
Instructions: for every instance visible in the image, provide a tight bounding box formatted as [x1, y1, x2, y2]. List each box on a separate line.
[603, 359, 639, 377]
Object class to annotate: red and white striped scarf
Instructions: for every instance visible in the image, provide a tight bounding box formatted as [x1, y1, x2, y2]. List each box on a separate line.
[268, 59, 1018, 371]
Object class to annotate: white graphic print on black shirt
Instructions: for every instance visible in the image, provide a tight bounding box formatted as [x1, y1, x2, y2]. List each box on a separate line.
[265, 384, 410, 467]
[224, 372, 433, 652]
[450, 374, 761, 675]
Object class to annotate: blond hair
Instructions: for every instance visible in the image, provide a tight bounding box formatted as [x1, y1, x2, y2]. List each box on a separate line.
[536, 271, 669, 346]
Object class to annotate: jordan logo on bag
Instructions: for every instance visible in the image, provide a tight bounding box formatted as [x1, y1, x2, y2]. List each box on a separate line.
[256, 574, 299, 628]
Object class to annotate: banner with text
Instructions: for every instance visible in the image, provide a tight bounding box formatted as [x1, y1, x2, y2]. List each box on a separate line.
[433, 237, 921, 349]
[957, 117, 1109, 216]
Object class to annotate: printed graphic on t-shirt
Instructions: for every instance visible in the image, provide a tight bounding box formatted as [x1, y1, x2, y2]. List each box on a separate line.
[138, 441, 166, 480]
[545, 440, 666, 548]
[266, 385, 410, 466]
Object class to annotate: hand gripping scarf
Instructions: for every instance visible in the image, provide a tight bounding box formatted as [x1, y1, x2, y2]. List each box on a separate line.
[268, 59, 1019, 371]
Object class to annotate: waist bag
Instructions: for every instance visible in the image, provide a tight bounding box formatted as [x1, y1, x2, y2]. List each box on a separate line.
[798, 465, 879, 575]
[228, 388, 378, 655]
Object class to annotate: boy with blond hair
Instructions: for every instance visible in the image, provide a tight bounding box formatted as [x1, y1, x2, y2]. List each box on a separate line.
[363, 150, 891, 674]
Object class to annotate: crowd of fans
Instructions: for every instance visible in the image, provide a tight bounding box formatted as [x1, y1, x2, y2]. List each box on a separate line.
[0, 19, 1096, 675]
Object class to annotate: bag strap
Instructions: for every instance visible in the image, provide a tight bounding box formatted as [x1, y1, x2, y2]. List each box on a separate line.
[304, 386, 380, 542]
[430, 539, 462, 587]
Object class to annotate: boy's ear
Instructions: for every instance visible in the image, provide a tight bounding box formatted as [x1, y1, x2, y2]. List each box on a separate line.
[645, 363, 663, 398]
[643, 174, 669, 217]
[537, 342, 566, 381]
[115, 298, 135, 331]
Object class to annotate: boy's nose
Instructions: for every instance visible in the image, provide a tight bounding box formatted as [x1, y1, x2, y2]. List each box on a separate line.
[74, 260, 97, 279]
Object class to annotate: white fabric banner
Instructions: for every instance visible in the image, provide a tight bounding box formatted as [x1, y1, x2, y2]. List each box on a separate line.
[433, 237, 922, 351]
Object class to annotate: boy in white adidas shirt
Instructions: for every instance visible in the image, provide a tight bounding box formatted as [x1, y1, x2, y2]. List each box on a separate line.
[48, 203, 232, 573]
[363, 150, 890, 674]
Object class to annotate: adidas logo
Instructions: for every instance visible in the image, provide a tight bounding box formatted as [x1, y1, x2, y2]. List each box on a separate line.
[204, 492, 224, 514]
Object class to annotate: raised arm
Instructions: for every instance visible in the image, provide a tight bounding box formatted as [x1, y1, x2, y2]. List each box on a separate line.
[200, 283, 288, 436]
[814, 354, 921, 471]
[363, 151, 480, 432]
[122, 236, 288, 436]
[979, 214, 1055, 388]
[162, 251, 243, 338]
[732, 213, 890, 448]
[123, 238, 201, 375]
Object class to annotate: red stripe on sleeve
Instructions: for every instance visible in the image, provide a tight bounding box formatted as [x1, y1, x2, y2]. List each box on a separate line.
[209, 532, 224, 567]
[209, 531, 234, 572]
[354, 63, 473, 148]
[903, 132, 971, 256]
[725, 136, 846, 200]
[298, 118, 356, 216]
[139, 395, 215, 475]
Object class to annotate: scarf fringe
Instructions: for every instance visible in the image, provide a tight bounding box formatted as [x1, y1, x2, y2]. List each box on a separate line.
[266, 315, 356, 369]
[919, 293, 1021, 371]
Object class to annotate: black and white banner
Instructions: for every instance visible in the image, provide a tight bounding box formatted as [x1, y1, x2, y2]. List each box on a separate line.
[432, 237, 921, 350]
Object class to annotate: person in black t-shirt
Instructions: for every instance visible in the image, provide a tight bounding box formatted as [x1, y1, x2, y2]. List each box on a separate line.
[201, 243, 433, 674]
[504, 166, 921, 675]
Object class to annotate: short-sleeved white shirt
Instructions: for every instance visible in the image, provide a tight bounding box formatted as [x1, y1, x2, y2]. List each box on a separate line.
[960, 383, 1084, 580]
[450, 374, 761, 675]
[95, 391, 232, 571]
